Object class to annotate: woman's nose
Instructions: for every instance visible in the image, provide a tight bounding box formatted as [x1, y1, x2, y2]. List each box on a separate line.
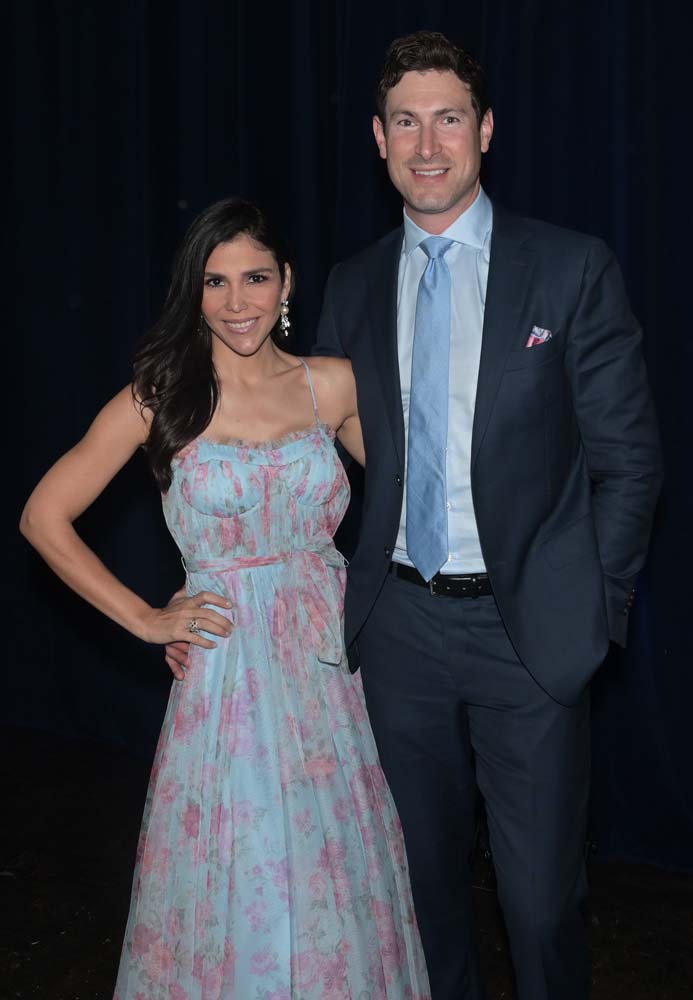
[224, 285, 247, 312]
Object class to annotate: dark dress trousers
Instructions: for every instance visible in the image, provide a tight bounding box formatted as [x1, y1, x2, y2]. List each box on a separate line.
[314, 204, 662, 999]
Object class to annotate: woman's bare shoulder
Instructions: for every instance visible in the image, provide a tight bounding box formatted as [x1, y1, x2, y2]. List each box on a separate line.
[301, 357, 357, 428]
[302, 355, 354, 383]
[109, 384, 153, 440]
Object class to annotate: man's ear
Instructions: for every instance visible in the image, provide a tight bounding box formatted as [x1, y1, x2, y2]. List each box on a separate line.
[373, 116, 388, 160]
[480, 108, 494, 154]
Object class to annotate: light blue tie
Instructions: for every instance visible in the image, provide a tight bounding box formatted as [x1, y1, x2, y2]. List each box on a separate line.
[406, 236, 455, 581]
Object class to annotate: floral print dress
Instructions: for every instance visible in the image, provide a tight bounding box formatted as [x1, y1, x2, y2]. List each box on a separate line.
[113, 361, 430, 1000]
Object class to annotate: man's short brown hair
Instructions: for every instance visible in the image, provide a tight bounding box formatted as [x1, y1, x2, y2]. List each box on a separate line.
[375, 30, 490, 126]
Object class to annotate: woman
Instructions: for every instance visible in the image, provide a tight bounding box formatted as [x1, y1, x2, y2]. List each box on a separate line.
[20, 197, 430, 1000]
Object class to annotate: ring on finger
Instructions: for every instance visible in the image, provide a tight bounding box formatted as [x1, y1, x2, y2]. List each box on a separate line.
[188, 618, 201, 634]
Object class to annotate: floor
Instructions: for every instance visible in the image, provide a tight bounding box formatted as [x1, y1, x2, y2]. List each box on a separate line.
[1, 726, 691, 999]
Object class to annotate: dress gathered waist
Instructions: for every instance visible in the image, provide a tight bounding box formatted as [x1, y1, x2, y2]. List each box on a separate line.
[183, 544, 347, 669]
[183, 544, 346, 575]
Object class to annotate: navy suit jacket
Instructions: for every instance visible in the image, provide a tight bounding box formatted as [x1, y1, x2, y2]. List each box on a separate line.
[314, 204, 662, 705]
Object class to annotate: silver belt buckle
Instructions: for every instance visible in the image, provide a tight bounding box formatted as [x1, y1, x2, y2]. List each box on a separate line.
[429, 573, 482, 597]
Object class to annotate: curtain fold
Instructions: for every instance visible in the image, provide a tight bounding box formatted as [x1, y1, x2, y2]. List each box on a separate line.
[11, 0, 691, 870]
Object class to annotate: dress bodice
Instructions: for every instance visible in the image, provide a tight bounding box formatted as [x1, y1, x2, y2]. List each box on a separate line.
[161, 422, 350, 573]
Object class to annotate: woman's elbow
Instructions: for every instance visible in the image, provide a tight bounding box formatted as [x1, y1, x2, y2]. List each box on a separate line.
[19, 497, 47, 546]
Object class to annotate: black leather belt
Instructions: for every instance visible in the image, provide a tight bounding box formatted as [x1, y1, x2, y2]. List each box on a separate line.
[390, 562, 492, 597]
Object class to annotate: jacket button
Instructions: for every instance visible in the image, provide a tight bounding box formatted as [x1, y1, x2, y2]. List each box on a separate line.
[384, 547, 391, 557]
[395, 474, 402, 486]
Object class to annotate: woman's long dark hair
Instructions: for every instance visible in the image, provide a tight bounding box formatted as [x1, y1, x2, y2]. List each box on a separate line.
[133, 197, 293, 491]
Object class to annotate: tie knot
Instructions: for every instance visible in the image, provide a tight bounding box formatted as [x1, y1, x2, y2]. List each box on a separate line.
[419, 236, 455, 260]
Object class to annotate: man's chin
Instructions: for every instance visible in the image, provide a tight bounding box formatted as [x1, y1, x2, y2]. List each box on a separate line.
[404, 194, 458, 216]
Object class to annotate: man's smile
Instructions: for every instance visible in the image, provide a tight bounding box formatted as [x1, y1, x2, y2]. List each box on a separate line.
[411, 167, 450, 177]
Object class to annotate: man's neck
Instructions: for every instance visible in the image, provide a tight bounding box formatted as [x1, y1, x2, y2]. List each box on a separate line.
[404, 184, 482, 235]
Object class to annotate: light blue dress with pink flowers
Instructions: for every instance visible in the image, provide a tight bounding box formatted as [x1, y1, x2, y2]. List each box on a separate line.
[113, 361, 430, 1000]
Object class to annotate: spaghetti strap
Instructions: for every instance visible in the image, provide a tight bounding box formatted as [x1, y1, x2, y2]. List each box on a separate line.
[300, 358, 320, 422]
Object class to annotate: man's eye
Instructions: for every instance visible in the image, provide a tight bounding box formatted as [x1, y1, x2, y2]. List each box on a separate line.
[396, 118, 415, 127]
[442, 116, 460, 125]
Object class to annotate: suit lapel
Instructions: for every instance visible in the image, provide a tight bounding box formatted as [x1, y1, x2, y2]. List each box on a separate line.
[471, 207, 534, 469]
[366, 229, 406, 466]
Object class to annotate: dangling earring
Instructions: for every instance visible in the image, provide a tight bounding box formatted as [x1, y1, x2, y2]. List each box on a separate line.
[279, 300, 291, 337]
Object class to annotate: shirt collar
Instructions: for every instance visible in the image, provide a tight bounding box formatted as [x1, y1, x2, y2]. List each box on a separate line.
[402, 186, 492, 255]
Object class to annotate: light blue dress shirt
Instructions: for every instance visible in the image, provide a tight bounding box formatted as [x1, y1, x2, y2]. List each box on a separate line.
[393, 186, 492, 574]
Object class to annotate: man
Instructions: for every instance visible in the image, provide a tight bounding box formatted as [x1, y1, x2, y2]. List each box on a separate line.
[313, 30, 662, 1000]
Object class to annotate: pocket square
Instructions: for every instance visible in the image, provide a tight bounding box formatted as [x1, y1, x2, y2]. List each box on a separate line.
[525, 325, 553, 348]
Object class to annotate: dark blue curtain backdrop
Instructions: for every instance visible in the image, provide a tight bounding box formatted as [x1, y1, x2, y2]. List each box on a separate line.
[9, 1, 692, 870]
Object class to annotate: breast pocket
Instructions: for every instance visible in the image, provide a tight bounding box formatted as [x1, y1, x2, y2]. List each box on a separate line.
[504, 333, 564, 372]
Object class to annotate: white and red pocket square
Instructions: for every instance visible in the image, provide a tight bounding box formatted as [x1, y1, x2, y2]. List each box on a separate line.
[525, 325, 553, 348]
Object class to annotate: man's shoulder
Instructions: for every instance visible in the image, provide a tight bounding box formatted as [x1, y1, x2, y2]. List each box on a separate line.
[493, 204, 608, 257]
[329, 227, 402, 282]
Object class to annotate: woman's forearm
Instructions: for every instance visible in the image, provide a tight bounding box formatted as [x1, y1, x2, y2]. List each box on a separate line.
[20, 511, 156, 641]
